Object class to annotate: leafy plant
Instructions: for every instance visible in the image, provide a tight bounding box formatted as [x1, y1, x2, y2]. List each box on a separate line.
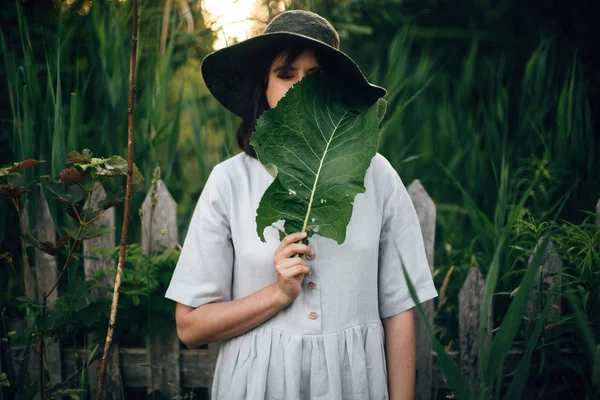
[91, 243, 179, 341]
[251, 72, 386, 244]
[0, 150, 142, 399]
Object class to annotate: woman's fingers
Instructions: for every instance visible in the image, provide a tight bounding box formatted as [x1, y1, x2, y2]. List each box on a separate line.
[280, 264, 311, 280]
[274, 232, 312, 303]
[276, 257, 308, 274]
[276, 259, 310, 279]
[276, 243, 314, 261]
[276, 231, 306, 254]
[287, 264, 310, 278]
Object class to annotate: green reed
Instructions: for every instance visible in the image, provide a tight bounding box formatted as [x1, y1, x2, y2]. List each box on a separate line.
[376, 25, 597, 398]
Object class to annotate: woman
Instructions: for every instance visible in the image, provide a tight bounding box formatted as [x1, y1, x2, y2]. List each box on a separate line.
[165, 10, 438, 399]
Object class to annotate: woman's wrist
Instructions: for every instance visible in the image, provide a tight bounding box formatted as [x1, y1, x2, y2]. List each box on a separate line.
[271, 283, 294, 309]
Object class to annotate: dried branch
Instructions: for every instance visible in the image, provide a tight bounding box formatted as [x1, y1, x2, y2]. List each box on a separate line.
[95, 0, 139, 398]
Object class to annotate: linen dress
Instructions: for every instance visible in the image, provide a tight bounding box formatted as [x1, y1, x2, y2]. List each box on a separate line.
[165, 151, 438, 400]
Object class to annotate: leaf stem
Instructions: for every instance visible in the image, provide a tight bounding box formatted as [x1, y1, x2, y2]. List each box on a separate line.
[14, 199, 41, 297]
[45, 181, 94, 298]
[72, 204, 82, 224]
[84, 209, 106, 226]
[300, 111, 345, 233]
[39, 296, 47, 400]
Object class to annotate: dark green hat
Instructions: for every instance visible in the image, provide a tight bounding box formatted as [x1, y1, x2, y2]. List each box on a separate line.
[201, 10, 387, 117]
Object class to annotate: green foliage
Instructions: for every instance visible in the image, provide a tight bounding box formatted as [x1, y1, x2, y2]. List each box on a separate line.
[0, 0, 229, 245]
[252, 73, 384, 244]
[92, 244, 179, 340]
[0, 150, 143, 398]
[0, 150, 141, 246]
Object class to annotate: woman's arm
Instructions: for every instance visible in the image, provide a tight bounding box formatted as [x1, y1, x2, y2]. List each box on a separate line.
[176, 231, 314, 348]
[382, 308, 416, 400]
[176, 283, 289, 347]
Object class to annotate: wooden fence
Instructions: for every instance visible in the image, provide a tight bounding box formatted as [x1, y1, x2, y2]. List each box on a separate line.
[4, 179, 596, 399]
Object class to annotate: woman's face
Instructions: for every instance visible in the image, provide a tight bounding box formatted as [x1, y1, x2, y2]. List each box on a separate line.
[266, 49, 321, 109]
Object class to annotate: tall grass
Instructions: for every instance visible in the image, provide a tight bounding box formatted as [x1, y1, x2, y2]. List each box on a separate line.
[375, 26, 597, 398]
[0, 1, 237, 241]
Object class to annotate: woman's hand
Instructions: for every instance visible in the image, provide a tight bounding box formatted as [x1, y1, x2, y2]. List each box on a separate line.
[274, 231, 315, 305]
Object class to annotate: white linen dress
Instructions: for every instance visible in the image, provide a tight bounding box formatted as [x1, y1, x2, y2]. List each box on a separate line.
[165, 151, 438, 399]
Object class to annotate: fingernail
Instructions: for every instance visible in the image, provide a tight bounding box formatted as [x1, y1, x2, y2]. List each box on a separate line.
[300, 232, 307, 237]
[307, 252, 315, 260]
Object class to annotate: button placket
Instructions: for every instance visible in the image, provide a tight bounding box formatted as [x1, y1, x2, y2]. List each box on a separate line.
[304, 237, 322, 332]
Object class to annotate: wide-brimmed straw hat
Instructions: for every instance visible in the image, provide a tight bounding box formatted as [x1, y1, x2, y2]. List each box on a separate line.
[201, 10, 387, 117]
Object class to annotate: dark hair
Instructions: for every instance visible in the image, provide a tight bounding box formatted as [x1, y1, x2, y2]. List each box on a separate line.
[237, 43, 327, 158]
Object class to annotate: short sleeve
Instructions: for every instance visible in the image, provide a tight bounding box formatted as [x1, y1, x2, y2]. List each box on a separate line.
[165, 165, 233, 308]
[378, 167, 438, 319]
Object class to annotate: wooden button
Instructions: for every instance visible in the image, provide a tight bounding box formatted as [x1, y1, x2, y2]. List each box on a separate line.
[307, 281, 316, 290]
[309, 312, 318, 320]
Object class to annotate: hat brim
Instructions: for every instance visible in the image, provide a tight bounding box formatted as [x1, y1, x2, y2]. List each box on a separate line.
[201, 32, 387, 117]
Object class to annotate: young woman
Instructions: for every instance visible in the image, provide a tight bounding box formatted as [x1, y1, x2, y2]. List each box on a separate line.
[165, 10, 438, 400]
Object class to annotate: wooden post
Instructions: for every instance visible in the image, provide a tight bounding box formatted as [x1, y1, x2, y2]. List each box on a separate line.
[141, 179, 181, 397]
[26, 186, 63, 393]
[37, 187, 63, 386]
[523, 237, 562, 398]
[83, 184, 120, 400]
[458, 268, 490, 396]
[206, 342, 220, 398]
[20, 206, 40, 390]
[408, 179, 436, 400]
[526, 238, 562, 323]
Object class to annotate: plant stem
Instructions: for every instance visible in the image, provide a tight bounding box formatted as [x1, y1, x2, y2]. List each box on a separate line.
[72, 204, 82, 223]
[145, 190, 156, 397]
[96, 0, 138, 397]
[39, 296, 47, 400]
[45, 185, 94, 298]
[85, 209, 106, 226]
[14, 199, 41, 297]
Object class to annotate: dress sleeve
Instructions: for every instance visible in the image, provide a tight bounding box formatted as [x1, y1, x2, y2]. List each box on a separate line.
[165, 165, 233, 308]
[378, 167, 438, 319]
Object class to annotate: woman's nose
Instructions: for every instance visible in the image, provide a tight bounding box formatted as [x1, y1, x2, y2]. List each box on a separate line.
[294, 69, 309, 83]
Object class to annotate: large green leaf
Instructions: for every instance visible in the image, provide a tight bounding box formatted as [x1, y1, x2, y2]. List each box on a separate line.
[251, 73, 386, 244]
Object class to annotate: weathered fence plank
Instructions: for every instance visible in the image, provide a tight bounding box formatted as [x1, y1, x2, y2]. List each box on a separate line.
[83, 184, 120, 400]
[458, 268, 490, 396]
[526, 238, 562, 323]
[141, 179, 181, 397]
[35, 187, 63, 387]
[22, 187, 64, 394]
[408, 179, 436, 400]
[18, 208, 40, 392]
[206, 342, 220, 397]
[141, 179, 178, 253]
[524, 236, 562, 400]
